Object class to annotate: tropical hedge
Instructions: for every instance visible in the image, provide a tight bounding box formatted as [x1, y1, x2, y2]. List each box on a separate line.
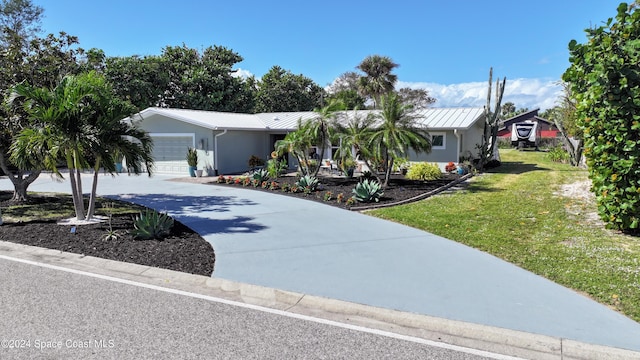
[563, 2, 640, 231]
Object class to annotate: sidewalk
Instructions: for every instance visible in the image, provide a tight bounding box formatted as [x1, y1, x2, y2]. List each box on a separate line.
[2, 173, 640, 354]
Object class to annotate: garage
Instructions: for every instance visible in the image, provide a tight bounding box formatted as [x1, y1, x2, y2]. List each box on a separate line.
[149, 134, 194, 174]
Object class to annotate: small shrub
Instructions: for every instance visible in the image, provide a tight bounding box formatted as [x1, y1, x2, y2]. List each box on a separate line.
[345, 197, 356, 206]
[248, 155, 265, 169]
[392, 158, 410, 174]
[130, 209, 174, 240]
[261, 181, 269, 189]
[269, 181, 279, 190]
[323, 191, 333, 201]
[252, 168, 270, 183]
[281, 183, 291, 192]
[546, 146, 570, 164]
[242, 177, 251, 186]
[234, 177, 242, 185]
[336, 193, 345, 203]
[360, 171, 375, 181]
[216, 175, 226, 183]
[406, 162, 442, 181]
[102, 202, 120, 241]
[352, 179, 384, 203]
[252, 179, 260, 187]
[267, 158, 287, 178]
[290, 184, 300, 193]
[225, 176, 235, 184]
[187, 147, 198, 167]
[295, 175, 319, 191]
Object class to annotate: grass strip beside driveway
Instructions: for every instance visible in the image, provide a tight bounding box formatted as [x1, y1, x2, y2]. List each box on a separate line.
[370, 149, 640, 323]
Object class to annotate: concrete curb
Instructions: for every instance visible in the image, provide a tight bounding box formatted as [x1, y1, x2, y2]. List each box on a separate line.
[0, 240, 638, 360]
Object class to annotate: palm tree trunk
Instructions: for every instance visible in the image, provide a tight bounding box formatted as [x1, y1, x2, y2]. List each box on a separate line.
[384, 153, 394, 188]
[85, 158, 101, 221]
[66, 154, 84, 220]
[75, 163, 85, 219]
[312, 136, 327, 177]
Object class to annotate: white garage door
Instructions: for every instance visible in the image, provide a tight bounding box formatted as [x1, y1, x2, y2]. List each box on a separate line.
[151, 135, 193, 174]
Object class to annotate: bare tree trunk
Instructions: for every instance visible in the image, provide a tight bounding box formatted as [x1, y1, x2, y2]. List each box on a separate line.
[0, 153, 41, 203]
[554, 118, 584, 167]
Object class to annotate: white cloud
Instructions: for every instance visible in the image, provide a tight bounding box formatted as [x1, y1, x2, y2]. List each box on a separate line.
[232, 68, 254, 78]
[398, 78, 563, 111]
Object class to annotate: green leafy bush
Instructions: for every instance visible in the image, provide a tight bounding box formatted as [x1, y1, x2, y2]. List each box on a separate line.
[266, 158, 287, 178]
[295, 175, 319, 191]
[130, 209, 174, 240]
[352, 179, 384, 203]
[406, 162, 442, 181]
[563, 3, 640, 231]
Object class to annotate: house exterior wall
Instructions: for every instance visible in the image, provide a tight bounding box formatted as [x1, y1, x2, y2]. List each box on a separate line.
[406, 131, 458, 170]
[461, 121, 484, 159]
[215, 130, 270, 174]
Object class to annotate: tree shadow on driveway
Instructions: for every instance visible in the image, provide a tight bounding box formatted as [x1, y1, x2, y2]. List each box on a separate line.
[109, 193, 257, 214]
[174, 215, 268, 236]
[106, 193, 268, 236]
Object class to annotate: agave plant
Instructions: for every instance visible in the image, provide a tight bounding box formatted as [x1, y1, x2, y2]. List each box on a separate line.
[251, 168, 270, 183]
[295, 175, 319, 191]
[130, 209, 174, 240]
[352, 179, 384, 203]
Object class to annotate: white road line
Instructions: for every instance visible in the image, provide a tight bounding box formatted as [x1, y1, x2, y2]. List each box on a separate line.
[0, 254, 524, 360]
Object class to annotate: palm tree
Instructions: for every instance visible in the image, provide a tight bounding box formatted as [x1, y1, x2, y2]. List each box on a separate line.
[330, 110, 379, 180]
[11, 75, 94, 219]
[83, 93, 154, 219]
[305, 99, 342, 176]
[275, 100, 341, 177]
[10, 71, 154, 221]
[356, 55, 399, 109]
[369, 93, 432, 187]
[275, 121, 314, 176]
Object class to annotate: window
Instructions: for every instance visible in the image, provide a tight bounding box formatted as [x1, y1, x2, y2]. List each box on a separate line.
[431, 132, 446, 149]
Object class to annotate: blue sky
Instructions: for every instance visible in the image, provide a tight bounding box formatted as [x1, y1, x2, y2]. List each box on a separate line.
[37, 0, 623, 110]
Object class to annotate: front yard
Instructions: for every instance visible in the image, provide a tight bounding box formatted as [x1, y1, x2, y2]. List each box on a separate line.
[370, 149, 640, 323]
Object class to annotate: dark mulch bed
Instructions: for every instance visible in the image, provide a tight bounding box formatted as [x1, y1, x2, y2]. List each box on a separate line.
[212, 173, 461, 210]
[0, 193, 215, 276]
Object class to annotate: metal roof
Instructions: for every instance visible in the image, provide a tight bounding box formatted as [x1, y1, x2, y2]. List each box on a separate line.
[136, 107, 485, 131]
[137, 108, 265, 130]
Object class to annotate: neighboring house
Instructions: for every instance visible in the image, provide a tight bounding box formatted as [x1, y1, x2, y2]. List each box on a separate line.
[497, 109, 559, 139]
[127, 107, 486, 176]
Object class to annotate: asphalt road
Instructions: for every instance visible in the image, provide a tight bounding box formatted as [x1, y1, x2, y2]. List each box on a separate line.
[0, 258, 506, 360]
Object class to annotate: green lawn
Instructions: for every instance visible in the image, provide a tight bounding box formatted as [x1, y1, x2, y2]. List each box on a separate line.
[370, 149, 640, 322]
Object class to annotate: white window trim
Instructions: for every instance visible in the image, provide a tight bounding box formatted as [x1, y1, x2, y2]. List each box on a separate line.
[431, 132, 446, 150]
